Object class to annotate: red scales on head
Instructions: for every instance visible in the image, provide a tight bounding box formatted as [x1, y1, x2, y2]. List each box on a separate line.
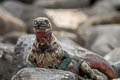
[33, 17, 52, 45]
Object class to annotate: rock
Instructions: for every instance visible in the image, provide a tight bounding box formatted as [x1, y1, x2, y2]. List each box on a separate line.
[34, 0, 90, 8]
[0, 43, 14, 60]
[105, 0, 120, 11]
[0, 43, 15, 80]
[53, 31, 84, 45]
[0, 7, 26, 35]
[11, 68, 82, 80]
[2, 31, 27, 44]
[2, 1, 48, 33]
[77, 23, 120, 56]
[84, 13, 120, 26]
[91, 35, 113, 56]
[104, 48, 120, 63]
[86, 0, 116, 16]
[0, 0, 4, 3]
[90, 25, 120, 56]
[77, 13, 120, 48]
[116, 76, 120, 79]
[45, 9, 87, 30]
[2, 1, 26, 18]
[0, 36, 4, 42]
[112, 61, 120, 77]
[14, 35, 35, 71]
[85, 0, 120, 16]
[18, 0, 36, 4]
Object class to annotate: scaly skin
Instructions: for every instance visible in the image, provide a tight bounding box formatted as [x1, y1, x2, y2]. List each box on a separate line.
[26, 17, 71, 70]
[26, 17, 118, 79]
[67, 54, 118, 79]
[26, 35, 71, 70]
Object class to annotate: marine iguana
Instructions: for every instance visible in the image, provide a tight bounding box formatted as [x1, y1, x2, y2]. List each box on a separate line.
[26, 17, 118, 79]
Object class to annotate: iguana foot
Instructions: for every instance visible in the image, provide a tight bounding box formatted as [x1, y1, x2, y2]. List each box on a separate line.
[80, 61, 108, 80]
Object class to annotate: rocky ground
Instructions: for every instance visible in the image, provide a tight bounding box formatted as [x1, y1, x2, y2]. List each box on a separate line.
[0, 0, 120, 80]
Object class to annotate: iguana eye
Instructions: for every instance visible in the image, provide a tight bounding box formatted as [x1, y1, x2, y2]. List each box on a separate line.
[34, 20, 38, 26]
[45, 20, 49, 24]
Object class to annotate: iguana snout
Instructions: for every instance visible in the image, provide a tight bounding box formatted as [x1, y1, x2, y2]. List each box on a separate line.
[34, 17, 51, 30]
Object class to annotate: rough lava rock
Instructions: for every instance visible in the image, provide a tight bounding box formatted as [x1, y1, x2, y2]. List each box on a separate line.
[0, 43, 15, 80]
[104, 48, 120, 63]
[34, 0, 90, 8]
[78, 24, 120, 56]
[53, 31, 84, 46]
[2, 31, 26, 44]
[112, 61, 120, 77]
[105, 0, 120, 11]
[86, 0, 116, 16]
[45, 9, 87, 30]
[77, 13, 120, 48]
[14, 35, 35, 72]
[2, 1, 48, 33]
[0, 7, 26, 35]
[11, 68, 82, 80]
[18, 0, 36, 4]
[2, 1, 26, 18]
[90, 25, 120, 56]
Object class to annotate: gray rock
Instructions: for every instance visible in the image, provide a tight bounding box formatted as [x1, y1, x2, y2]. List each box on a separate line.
[2, 1, 48, 33]
[91, 25, 120, 56]
[113, 78, 120, 80]
[0, 7, 26, 35]
[14, 35, 35, 71]
[77, 13, 120, 49]
[0, 43, 14, 61]
[34, 0, 90, 8]
[91, 35, 113, 56]
[86, 0, 120, 16]
[0, 43, 15, 80]
[86, 0, 116, 16]
[53, 31, 84, 46]
[18, 0, 36, 4]
[2, 1, 25, 18]
[81, 25, 120, 56]
[112, 61, 120, 77]
[0, 36, 4, 42]
[11, 68, 82, 80]
[2, 31, 26, 44]
[104, 48, 120, 63]
[105, 0, 120, 11]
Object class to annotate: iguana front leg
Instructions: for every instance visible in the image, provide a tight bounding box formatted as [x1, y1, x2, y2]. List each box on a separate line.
[58, 51, 71, 70]
[26, 48, 38, 67]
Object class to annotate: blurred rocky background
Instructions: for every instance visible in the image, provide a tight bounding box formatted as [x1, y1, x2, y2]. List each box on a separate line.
[0, 0, 120, 80]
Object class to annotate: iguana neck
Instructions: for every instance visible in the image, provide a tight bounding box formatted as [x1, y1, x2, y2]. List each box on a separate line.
[35, 29, 52, 45]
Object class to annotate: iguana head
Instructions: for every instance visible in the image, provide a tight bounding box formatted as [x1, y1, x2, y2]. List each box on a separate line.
[33, 17, 52, 47]
[34, 17, 51, 30]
